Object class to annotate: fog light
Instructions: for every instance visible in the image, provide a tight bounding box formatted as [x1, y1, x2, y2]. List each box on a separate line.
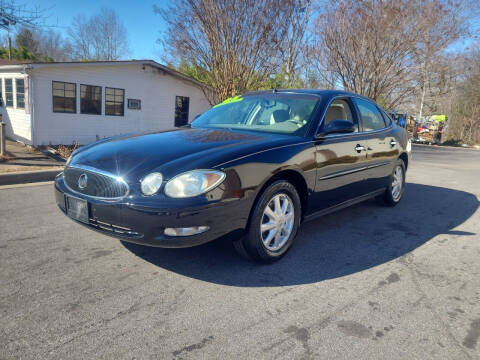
[164, 226, 210, 237]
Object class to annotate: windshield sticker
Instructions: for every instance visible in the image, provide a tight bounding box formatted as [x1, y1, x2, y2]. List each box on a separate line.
[213, 95, 243, 108]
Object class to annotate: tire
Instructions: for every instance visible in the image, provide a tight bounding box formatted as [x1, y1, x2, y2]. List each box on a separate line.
[234, 180, 302, 263]
[381, 159, 406, 206]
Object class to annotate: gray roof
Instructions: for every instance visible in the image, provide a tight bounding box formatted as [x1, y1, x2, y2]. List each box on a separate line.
[0, 59, 210, 90]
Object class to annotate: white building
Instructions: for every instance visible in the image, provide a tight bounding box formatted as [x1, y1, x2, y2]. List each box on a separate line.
[0, 59, 212, 146]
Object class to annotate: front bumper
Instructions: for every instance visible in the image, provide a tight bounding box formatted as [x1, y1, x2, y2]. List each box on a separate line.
[54, 176, 250, 248]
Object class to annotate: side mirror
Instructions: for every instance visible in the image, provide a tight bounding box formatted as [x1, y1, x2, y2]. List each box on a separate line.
[316, 119, 355, 138]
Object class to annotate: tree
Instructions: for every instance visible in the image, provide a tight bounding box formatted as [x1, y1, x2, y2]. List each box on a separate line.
[445, 46, 480, 144]
[310, 0, 421, 110]
[15, 27, 39, 54]
[0, 1, 46, 59]
[36, 29, 72, 62]
[412, 0, 469, 120]
[280, 0, 312, 88]
[11, 26, 72, 62]
[156, 0, 306, 103]
[308, 0, 477, 112]
[68, 8, 129, 61]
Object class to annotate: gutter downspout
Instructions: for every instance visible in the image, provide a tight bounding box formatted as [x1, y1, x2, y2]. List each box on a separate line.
[24, 65, 35, 146]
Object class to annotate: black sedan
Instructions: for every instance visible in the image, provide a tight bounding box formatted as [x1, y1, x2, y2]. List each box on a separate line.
[55, 89, 411, 263]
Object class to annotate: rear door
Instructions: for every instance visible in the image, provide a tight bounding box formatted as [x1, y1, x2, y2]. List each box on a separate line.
[311, 97, 371, 212]
[352, 98, 399, 191]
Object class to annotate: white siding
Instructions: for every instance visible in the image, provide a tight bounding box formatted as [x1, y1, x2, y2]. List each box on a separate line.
[31, 64, 211, 145]
[0, 71, 32, 144]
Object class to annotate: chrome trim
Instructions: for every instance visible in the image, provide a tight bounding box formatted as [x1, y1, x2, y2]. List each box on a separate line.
[64, 165, 130, 200]
[319, 166, 369, 180]
[319, 161, 390, 180]
[77, 173, 88, 190]
[368, 161, 390, 169]
[88, 218, 141, 237]
[323, 124, 394, 139]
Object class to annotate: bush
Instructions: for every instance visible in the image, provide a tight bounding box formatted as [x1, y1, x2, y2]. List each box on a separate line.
[441, 139, 463, 147]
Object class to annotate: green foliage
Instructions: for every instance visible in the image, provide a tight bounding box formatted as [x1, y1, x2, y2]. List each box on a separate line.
[0, 46, 35, 60]
[0, 46, 54, 62]
[178, 57, 210, 84]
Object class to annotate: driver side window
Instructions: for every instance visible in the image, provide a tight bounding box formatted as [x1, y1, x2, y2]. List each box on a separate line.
[323, 99, 357, 131]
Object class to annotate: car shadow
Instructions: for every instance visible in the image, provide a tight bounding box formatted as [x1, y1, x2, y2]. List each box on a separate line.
[122, 183, 479, 287]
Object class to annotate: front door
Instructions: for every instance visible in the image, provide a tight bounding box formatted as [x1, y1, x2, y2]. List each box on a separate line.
[175, 96, 190, 127]
[312, 98, 371, 212]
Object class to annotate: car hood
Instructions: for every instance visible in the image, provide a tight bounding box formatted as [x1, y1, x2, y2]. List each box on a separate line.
[69, 127, 301, 180]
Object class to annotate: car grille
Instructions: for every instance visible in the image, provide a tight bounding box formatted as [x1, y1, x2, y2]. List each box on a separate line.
[88, 218, 142, 238]
[64, 166, 129, 199]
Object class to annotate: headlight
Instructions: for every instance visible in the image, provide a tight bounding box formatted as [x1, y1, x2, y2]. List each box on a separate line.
[140, 172, 163, 196]
[164, 170, 225, 198]
[66, 154, 73, 166]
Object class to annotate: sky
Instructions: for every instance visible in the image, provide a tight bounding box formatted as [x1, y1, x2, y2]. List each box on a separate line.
[17, 0, 479, 61]
[28, 0, 169, 61]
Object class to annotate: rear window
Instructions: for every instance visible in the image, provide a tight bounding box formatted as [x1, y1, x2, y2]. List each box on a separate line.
[353, 98, 386, 131]
[380, 109, 393, 126]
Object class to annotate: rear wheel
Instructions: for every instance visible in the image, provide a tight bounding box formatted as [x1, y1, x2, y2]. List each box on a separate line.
[234, 180, 301, 263]
[381, 159, 406, 206]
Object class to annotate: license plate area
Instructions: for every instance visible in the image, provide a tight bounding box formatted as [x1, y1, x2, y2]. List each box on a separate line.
[66, 195, 89, 224]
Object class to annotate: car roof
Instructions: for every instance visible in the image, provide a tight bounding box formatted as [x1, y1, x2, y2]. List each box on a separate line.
[244, 89, 374, 102]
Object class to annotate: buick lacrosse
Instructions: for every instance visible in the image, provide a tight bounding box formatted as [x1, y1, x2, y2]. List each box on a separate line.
[55, 89, 411, 263]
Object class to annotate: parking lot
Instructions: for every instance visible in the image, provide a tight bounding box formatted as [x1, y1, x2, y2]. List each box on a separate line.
[1, 145, 479, 359]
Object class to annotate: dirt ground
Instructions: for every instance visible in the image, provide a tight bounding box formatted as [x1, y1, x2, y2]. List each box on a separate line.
[0, 139, 64, 173]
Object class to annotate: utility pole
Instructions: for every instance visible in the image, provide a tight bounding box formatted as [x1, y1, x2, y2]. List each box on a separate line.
[0, 13, 17, 60]
[7, 30, 11, 59]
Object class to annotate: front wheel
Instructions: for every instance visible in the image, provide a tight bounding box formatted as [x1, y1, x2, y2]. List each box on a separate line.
[234, 180, 301, 263]
[381, 159, 406, 206]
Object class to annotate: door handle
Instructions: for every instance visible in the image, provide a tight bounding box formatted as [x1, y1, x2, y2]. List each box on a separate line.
[355, 144, 366, 153]
[390, 139, 397, 147]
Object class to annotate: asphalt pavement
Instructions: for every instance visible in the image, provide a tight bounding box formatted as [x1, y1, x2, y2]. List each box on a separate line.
[1, 145, 480, 359]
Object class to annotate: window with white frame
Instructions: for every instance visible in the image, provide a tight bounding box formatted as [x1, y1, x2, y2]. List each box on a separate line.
[5, 79, 13, 107]
[16, 78, 25, 109]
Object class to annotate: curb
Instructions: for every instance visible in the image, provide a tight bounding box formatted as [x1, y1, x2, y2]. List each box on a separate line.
[412, 143, 480, 151]
[0, 169, 63, 186]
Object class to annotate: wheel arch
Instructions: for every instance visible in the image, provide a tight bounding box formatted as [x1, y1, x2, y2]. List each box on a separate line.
[399, 152, 409, 170]
[246, 169, 309, 230]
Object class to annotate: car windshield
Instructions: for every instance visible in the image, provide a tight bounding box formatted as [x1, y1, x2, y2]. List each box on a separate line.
[191, 94, 320, 136]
